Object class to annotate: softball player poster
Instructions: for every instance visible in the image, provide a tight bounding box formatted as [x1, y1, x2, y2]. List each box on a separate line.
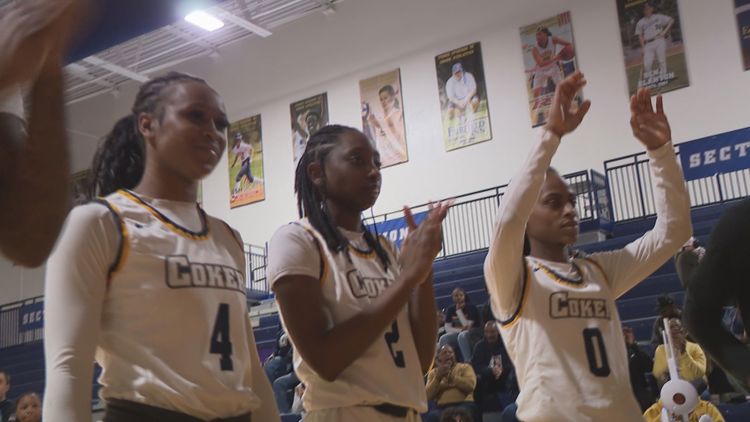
[434, 42, 493, 151]
[227, 114, 265, 208]
[520, 11, 580, 128]
[359, 69, 408, 168]
[736, 0, 750, 70]
[616, 0, 690, 95]
[290, 93, 329, 164]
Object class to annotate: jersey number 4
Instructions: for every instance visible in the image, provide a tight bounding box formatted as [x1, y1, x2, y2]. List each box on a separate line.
[583, 328, 610, 377]
[211, 303, 234, 371]
[384, 321, 406, 368]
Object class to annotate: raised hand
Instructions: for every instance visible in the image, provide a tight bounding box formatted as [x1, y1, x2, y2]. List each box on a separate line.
[544, 71, 592, 138]
[399, 200, 453, 286]
[630, 88, 671, 150]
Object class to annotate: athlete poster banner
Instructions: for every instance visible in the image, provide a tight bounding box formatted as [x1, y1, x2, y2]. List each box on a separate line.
[71, 170, 91, 206]
[434, 42, 492, 151]
[359, 69, 408, 168]
[616, 0, 689, 95]
[228, 114, 265, 208]
[678, 126, 750, 181]
[366, 211, 428, 249]
[290, 93, 329, 163]
[520, 11, 581, 127]
[736, 0, 750, 70]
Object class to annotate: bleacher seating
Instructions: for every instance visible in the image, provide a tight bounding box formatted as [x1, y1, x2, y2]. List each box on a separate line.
[1, 201, 749, 420]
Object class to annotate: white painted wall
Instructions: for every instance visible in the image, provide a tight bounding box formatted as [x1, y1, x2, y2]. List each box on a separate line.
[1, 0, 748, 304]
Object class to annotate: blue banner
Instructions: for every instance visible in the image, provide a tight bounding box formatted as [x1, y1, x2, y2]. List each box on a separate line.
[678, 127, 750, 181]
[18, 301, 44, 333]
[591, 170, 614, 232]
[366, 211, 428, 249]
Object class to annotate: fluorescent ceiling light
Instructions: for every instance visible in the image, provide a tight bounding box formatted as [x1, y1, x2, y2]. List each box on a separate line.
[185, 10, 224, 31]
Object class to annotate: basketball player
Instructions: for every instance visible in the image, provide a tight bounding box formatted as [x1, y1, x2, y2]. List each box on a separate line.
[292, 110, 321, 163]
[0, 0, 86, 267]
[267, 125, 451, 421]
[363, 84, 407, 165]
[43, 72, 279, 422]
[635, 2, 674, 84]
[684, 198, 750, 391]
[230, 132, 255, 196]
[530, 26, 571, 99]
[484, 71, 691, 421]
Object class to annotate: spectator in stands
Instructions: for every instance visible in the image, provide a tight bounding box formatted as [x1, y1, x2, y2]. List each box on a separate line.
[471, 321, 517, 414]
[425, 345, 478, 422]
[674, 236, 705, 289]
[438, 288, 482, 361]
[642, 398, 724, 422]
[651, 295, 682, 346]
[265, 327, 293, 382]
[623, 326, 656, 411]
[0, 370, 12, 422]
[13, 392, 41, 422]
[273, 367, 300, 414]
[653, 318, 707, 394]
[439, 406, 474, 422]
[480, 297, 496, 327]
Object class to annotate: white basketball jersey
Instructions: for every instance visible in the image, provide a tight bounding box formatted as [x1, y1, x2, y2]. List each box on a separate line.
[282, 219, 427, 413]
[498, 256, 642, 422]
[536, 41, 557, 71]
[94, 190, 261, 420]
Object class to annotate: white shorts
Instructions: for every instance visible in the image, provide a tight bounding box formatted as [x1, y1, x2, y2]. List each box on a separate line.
[304, 406, 421, 422]
[532, 65, 563, 90]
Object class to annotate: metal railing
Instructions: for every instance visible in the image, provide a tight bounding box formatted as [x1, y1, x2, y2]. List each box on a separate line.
[363, 170, 603, 260]
[245, 243, 269, 296]
[604, 145, 750, 222]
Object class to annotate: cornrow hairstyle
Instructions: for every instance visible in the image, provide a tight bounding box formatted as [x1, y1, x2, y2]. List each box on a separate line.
[88, 72, 208, 198]
[294, 124, 390, 271]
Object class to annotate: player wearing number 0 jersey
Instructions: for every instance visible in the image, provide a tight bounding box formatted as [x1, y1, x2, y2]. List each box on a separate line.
[484, 73, 691, 422]
[268, 125, 449, 422]
[43, 72, 278, 422]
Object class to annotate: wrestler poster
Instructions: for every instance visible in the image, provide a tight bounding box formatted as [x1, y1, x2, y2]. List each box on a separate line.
[359, 69, 408, 167]
[228, 114, 265, 208]
[736, 0, 750, 70]
[520, 11, 581, 127]
[290, 93, 329, 164]
[616, 0, 689, 95]
[434, 42, 492, 151]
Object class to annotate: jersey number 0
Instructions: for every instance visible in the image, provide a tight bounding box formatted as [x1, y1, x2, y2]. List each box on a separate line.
[583, 328, 610, 377]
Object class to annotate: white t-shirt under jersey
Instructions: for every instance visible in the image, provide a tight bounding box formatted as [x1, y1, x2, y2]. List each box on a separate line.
[43, 190, 263, 421]
[483, 130, 691, 422]
[266, 220, 428, 413]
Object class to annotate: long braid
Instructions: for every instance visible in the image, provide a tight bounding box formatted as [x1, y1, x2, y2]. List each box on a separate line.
[88, 72, 208, 198]
[294, 125, 391, 271]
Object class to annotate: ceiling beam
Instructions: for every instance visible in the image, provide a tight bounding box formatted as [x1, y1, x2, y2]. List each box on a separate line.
[83, 56, 150, 83]
[214, 8, 272, 36]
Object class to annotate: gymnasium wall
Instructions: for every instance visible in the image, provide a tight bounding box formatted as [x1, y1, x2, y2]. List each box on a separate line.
[0, 0, 748, 304]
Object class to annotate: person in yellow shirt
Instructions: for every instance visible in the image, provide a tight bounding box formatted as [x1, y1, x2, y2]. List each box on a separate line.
[425, 345, 477, 422]
[653, 318, 707, 394]
[643, 399, 725, 422]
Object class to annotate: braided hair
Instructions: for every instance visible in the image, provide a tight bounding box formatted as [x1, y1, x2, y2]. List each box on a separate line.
[294, 124, 391, 270]
[88, 72, 208, 198]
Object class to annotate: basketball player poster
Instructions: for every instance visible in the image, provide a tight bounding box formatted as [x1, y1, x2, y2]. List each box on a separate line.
[520, 11, 580, 128]
[434, 42, 493, 151]
[227, 114, 265, 208]
[359, 69, 408, 167]
[290, 92, 329, 163]
[736, 0, 750, 70]
[616, 0, 690, 95]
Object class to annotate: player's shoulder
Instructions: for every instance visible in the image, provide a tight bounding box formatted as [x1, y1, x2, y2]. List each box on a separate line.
[271, 220, 318, 246]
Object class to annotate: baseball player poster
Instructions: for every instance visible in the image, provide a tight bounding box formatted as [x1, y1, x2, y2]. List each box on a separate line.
[434, 42, 493, 151]
[736, 0, 750, 70]
[290, 92, 329, 164]
[520, 11, 580, 128]
[228, 114, 265, 208]
[359, 69, 408, 167]
[616, 0, 690, 95]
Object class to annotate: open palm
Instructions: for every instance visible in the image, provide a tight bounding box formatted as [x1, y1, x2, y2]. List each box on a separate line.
[630, 88, 671, 150]
[545, 71, 591, 138]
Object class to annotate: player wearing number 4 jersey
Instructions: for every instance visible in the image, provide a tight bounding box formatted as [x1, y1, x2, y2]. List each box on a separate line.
[268, 125, 451, 421]
[484, 72, 691, 422]
[43, 73, 279, 422]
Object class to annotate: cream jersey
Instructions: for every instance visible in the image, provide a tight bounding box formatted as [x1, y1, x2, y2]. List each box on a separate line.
[267, 219, 428, 413]
[535, 41, 558, 71]
[44, 190, 262, 421]
[484, 130, 691, 422]
[636, 14, 672, 42]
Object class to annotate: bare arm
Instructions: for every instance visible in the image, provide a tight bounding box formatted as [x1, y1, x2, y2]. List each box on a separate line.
[0, 62, 70, 267]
